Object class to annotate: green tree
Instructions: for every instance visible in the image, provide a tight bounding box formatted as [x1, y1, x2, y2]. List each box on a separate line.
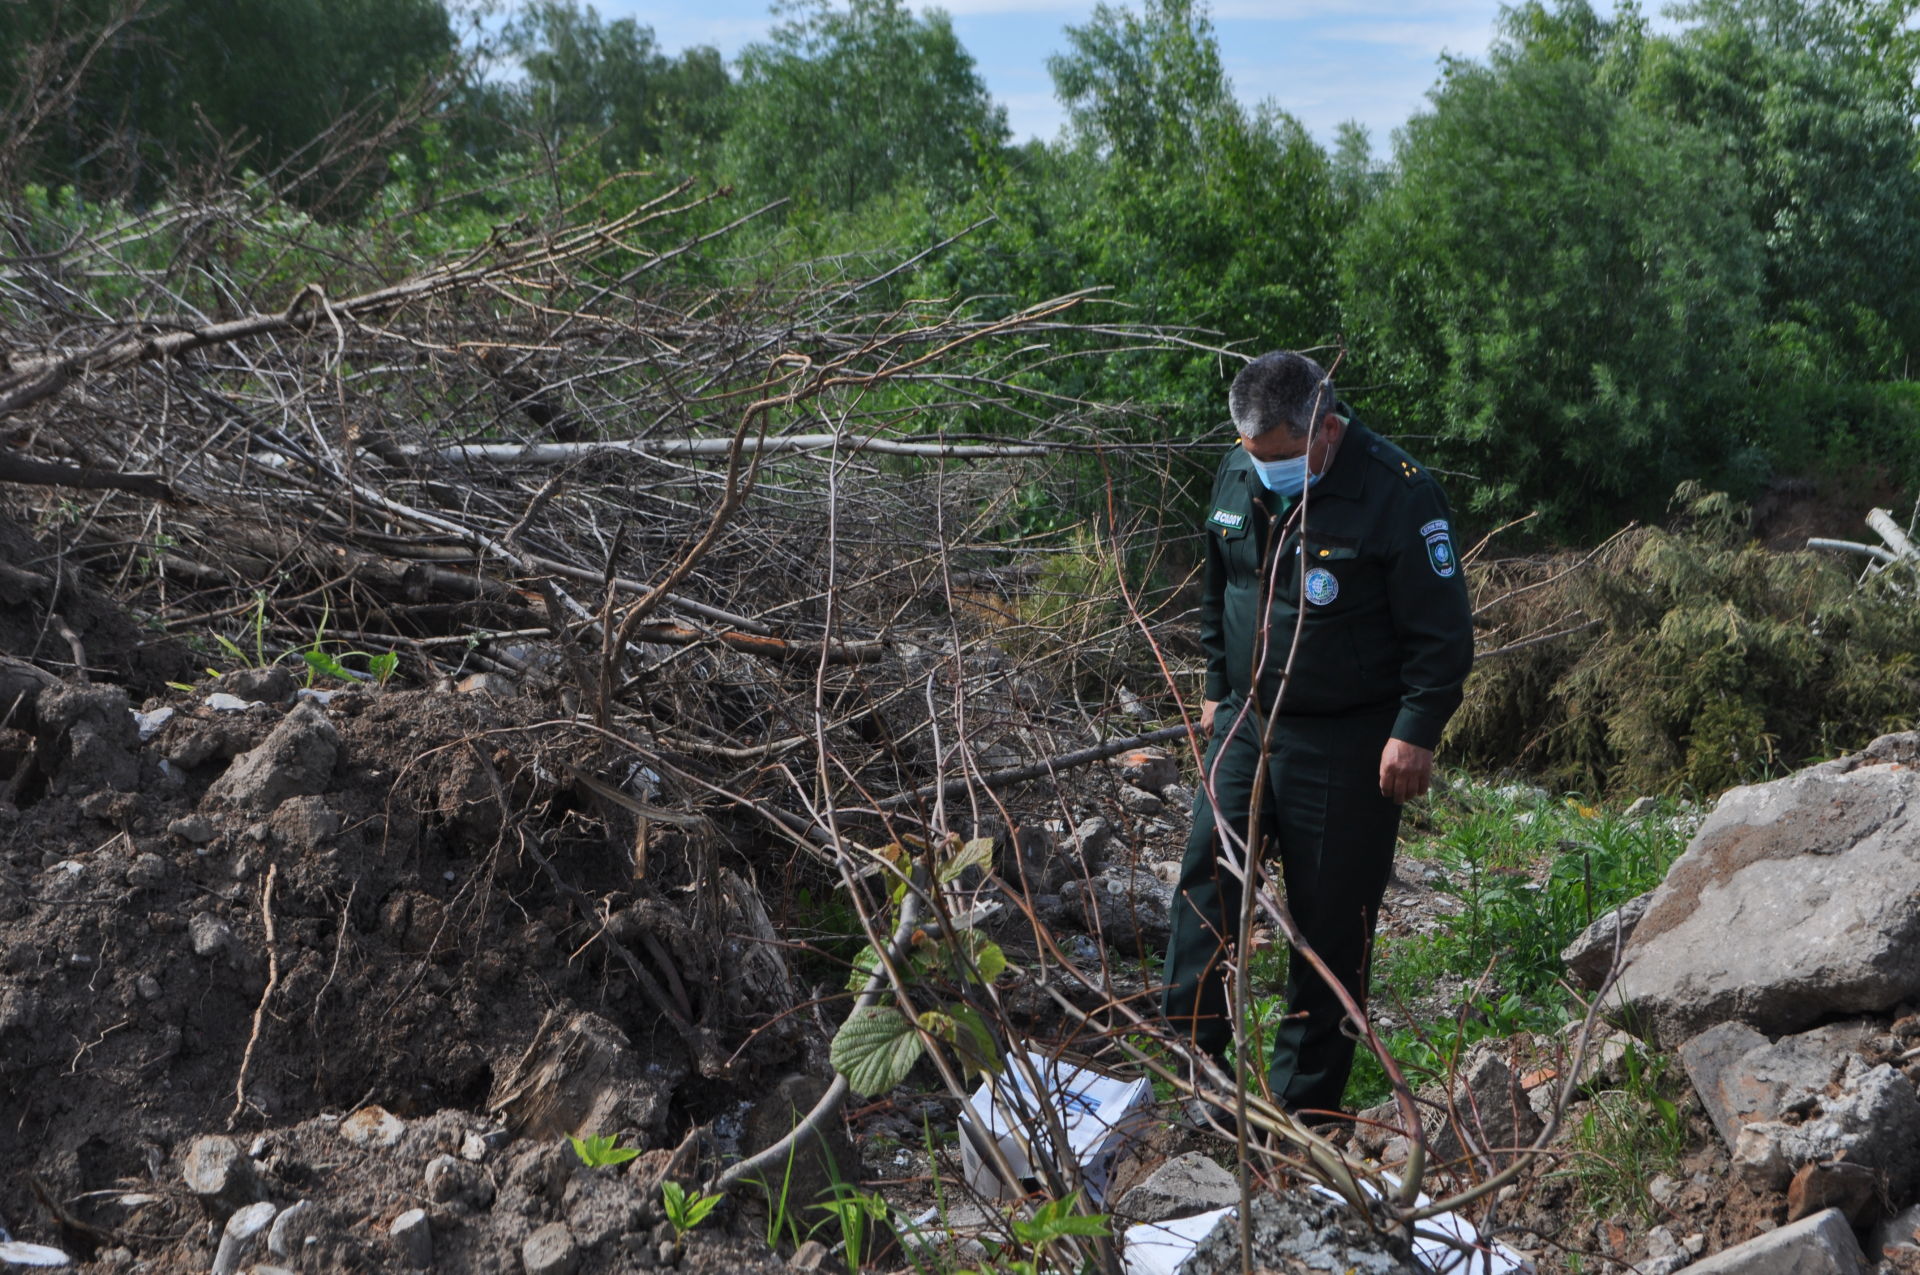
[724, 0, 1006, 209]
[958, 0, 1338, 431]
[502, 1, 731, 170]
[0, 0, 455, 201]
[1632, 0, 1920, 373]
[1048, 0, 1234, 169]
[1338, 5, 1767, 532]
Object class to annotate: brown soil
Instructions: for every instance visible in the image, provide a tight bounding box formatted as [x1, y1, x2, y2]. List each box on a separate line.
[0, 669, 815, 1272]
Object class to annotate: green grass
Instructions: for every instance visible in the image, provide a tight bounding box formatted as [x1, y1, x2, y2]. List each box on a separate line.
[1247, 779, 1696, 1109]
[1554, 1040, 1690, 1222]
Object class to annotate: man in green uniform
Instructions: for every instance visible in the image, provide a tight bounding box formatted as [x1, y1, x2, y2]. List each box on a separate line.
[1162, 349, 1474, 1122]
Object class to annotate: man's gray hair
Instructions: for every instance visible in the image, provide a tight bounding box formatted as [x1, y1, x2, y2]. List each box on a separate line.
[1229, 351, 1336, 440]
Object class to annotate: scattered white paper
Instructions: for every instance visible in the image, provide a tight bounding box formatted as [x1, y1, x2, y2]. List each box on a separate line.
[1121, 1207, 1234, 1275]
[205, 693, 260, 712]
[1115, 1174, 1533, 1275]
[0, 1240, 71, 1267]
[1310, 1173, 1533, 1274]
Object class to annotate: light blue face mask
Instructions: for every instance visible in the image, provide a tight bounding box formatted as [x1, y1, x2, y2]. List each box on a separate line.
[1249, 452, 1320, 495]
[1246, 414, 1347, 494]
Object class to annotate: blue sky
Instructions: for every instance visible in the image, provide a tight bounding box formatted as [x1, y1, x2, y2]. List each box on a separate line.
[596, 1, 1524, 152]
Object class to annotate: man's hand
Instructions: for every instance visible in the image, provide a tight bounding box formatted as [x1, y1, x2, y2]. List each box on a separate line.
[1379, 739, 1434, 804]
[1199, 699, 1219, 736]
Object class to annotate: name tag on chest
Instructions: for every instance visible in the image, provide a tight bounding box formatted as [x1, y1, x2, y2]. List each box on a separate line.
[1208, 508, 1247, 531]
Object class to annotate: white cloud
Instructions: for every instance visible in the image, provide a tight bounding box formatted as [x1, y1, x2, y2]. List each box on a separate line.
[917, 0, 1084, 13]
[1316, 15, 1498, 50]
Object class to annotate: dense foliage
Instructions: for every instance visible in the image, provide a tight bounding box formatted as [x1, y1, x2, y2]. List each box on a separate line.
[1452, 485, 1920, 793]
[5, 0, 1919, 789]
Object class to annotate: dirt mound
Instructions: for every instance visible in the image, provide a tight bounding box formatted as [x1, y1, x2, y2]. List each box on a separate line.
[0, 677, 806, 1271]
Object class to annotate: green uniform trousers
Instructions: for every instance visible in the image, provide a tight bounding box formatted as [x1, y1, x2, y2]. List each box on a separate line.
[1161, 697, 1402, 1115]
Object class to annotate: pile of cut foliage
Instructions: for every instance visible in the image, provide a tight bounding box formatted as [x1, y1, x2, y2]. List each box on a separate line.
[1454, 485, 1920, 795]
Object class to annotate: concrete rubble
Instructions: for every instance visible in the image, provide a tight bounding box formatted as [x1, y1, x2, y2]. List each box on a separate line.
[1611, 732, 1920, 1045]
[1683, 1207, 1869, 1274]
[1112, 1152, 1239, 1224]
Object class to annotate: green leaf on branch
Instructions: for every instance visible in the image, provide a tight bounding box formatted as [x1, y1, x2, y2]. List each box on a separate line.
[831, 1005, 923, 1096]
[1011, 1192, 1109, 1243]
[939, 836, 995, 884]
[964, 933, 1009, 984]
[844, 944, 882, 992]
[944, 1001, 1001, 1078]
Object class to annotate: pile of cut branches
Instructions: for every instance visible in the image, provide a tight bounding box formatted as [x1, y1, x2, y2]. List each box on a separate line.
[0, 174, 1210, 857]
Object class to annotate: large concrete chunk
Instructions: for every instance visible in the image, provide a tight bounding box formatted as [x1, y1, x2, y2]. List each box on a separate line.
[1685, 1208, 1868, 1275]
[1732, 1058, 1920, 1197]
[1612, 743, 1920, 1044]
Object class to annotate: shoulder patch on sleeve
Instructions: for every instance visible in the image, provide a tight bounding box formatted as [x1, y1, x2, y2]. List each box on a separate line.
[1424, 526, 1457, 577]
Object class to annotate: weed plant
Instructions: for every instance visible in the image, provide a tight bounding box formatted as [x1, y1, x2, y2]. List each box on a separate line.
[1557, 1041, 1690, 1222]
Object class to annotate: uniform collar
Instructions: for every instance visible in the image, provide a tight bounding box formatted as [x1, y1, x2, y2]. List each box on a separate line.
[1313, 411, 1371, 502]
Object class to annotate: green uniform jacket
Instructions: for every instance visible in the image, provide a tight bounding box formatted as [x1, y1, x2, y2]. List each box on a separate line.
[1199, 414, 1474, 750]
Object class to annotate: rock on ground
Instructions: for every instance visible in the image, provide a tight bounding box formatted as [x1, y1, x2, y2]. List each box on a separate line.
[35, 683, 139, 794]
[520, 1221, 579, 1275]
[211, 1201, 276, 1275]
[1115, 748, 1180, 792]
[1062, 867, 1174, 952]
[202, 700, 339, 812]
[1113, 1152, 1239, 1224]
[180, 1134, 261, 1213]
[1180, 1192, 1421, 1275]
[1419, 1046, 1544, 1172]
[1685, 1207, 1869, 1274]
[1679, 1018, 1920, 1201]
[1560, 892, 1651, 992]
[388, 1207, 432, 1268]
[1680, 1021, 1874, 1153]
[1733, 1057, 1920, 1197]
[1613, 734, 1920, 1044]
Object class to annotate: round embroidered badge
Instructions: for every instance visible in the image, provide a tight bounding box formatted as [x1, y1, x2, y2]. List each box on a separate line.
[1304, 567, 1338, 606]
